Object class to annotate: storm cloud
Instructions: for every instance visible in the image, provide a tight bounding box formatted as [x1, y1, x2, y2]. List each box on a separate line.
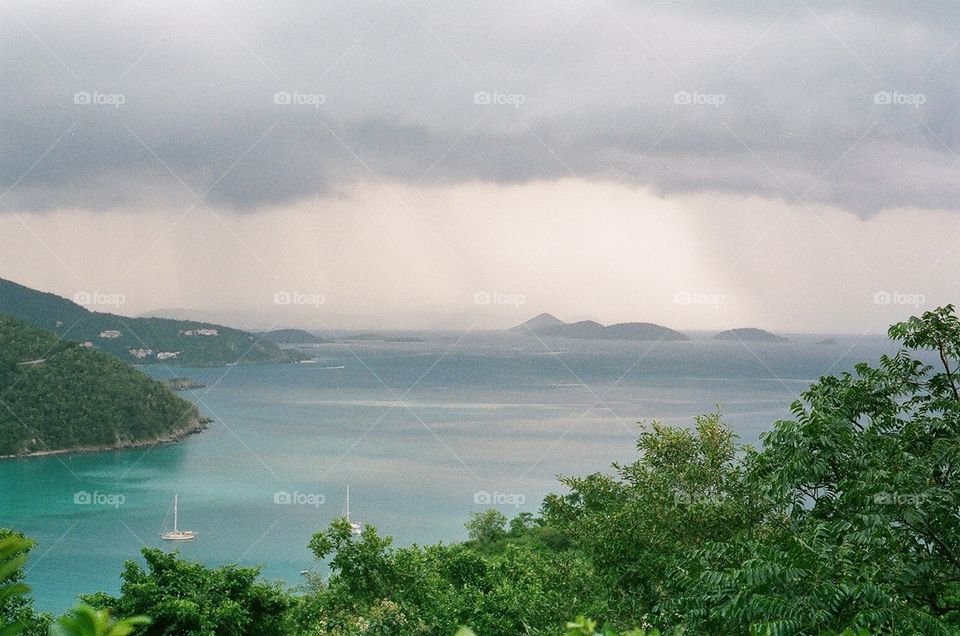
[2, 0, 958, 215]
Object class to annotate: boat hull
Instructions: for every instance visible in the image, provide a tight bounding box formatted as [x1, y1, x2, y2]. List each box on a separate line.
[160, 531, 196, 541]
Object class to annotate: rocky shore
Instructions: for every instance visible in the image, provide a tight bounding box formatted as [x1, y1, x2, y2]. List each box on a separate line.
[0, 416, 211, 460]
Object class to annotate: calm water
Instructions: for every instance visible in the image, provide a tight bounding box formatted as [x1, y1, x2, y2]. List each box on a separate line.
[1, 331, 896, 612]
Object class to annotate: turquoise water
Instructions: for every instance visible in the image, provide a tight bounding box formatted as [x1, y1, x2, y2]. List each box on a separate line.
[0, 331, 896, 612]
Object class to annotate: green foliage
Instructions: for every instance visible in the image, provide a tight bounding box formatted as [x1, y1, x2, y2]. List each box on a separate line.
[464, 510, 507, 545]
[76, 316, 297, 367]
[0, 315, 201, 456]
[298, 518, 600, 635]
[662, 305, 960, 634]
[507, 512, 535, 536]
[82, 548, 289, 636]
[307, 519, 402, 607]
[49, 606, 149, 636]
[564, 616, 653, 635]
[0, 533, 34, 636]
[542, 411, 768, 626]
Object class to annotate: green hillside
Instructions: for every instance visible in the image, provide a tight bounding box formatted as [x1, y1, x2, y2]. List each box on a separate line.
[0, 277, 299, 366]
[0, 314, 204, 456]
[259, 328, 330, 344]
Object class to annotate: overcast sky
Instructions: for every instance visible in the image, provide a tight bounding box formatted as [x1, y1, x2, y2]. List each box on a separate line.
[1, 1, 957, 332]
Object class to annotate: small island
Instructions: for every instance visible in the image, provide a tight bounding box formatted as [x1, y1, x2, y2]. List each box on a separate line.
[166, 377, 206, 391]
[510, 313, 689, 341]
[714, 327, 788, 343]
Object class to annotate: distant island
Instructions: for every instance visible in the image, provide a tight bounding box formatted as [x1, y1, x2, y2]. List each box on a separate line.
[342, 333, 424, 343]
[714, 327, 788, 343]
[511, 313, 689, 341]
[0, 277, 300, 367]
[166, 377, 206, 391]
[259, 328, 331, 344]
[0, 315, 206, 457]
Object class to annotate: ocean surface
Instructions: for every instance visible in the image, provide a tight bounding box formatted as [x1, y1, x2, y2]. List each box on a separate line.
[0, 330, 898, 612]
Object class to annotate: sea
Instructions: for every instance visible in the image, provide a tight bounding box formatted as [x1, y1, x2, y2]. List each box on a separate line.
[0, 330, 898, 612]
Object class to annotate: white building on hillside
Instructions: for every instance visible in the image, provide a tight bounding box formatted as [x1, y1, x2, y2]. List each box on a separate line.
[179, 328, 218, 336]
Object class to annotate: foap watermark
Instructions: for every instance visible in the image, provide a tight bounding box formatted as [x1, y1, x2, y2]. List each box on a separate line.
[73, 290, 126, 309]
[473, 290, 525, 307]
[273, 490, 326, 508]
[73, 91, 125, 108]
[274, 90, 326, 109]
[73, 490, 125, 508]
[873, 290, 925, 308]
[872, 491, 924, 506]
[474, 490, 525, 508]
[673, 291, 725, 308]
[473, 90, 525, 109]
[274, 290, 325, 307]
[674, 90, 725, 108]
[873, 91, 925, 109]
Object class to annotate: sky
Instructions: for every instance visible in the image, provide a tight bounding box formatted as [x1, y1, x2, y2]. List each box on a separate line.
[0, 0, 958, 332]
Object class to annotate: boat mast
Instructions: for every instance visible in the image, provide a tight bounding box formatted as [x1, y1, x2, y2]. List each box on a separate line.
[173, 494, 178, 533]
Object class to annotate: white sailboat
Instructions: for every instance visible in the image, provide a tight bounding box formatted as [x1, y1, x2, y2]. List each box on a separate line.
[160, 494, 196, 541]
[345, 486, 362, 535]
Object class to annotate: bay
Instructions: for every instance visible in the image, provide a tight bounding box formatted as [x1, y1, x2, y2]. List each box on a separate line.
[0, 331, 896, 612]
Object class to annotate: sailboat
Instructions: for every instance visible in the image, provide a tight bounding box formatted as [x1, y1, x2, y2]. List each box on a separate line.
[345, 486, 362, 535]
[160, 494, 196, 541]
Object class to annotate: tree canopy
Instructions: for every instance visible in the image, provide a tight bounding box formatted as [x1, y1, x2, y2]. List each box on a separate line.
[0, 315, 201, 456]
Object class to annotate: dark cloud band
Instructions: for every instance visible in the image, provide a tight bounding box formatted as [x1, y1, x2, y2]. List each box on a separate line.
[2, 0, 957, 215]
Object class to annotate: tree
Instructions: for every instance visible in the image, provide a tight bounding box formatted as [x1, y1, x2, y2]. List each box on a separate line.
[508, 512, 535, 536]
[300, 516, 600, 635]
[542, 412, 767, 627]
[0, 533, 34, 636]
[675, 305, 960, 633]
[307, 519, 403, 606]
[49, 606, 149, 636]
[83, 549, 289, 636]
[464, 510, 507, 545]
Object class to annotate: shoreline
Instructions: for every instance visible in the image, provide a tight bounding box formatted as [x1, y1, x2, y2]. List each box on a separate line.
[0, 416, 211, 461]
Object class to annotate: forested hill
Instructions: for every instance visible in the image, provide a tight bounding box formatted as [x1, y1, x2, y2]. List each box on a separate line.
[0, 314, 204, 457]
[0, 277, 299, 366]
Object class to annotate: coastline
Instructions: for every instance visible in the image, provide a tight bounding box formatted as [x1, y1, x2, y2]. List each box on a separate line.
[0, 415, 211, 460]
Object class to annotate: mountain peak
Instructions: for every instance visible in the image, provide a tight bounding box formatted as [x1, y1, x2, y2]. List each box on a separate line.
[509, 313, 565, 333]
